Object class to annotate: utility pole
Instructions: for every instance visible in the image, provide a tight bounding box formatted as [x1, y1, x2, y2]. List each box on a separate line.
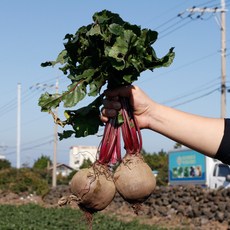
[187, 0, 227, 118]
[17, 83, 21, 168]
[30, 80, 59, 187]
[52, 78, 59, 188]
[220, 0, 227, 118]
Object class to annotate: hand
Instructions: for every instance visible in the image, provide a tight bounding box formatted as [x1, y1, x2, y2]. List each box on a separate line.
[101, 85, 155, 129]
[101, 85, 225, 158]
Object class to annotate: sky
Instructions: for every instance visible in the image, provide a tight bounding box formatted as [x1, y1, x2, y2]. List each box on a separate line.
[0, 0, 229, 167]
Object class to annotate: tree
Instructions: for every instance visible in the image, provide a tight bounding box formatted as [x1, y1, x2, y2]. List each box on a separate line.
[0, 167, 49, 195]
[0, 159, 11, 170]
[142, 149, 168, 186]
[174, 142, 183, 149]
[80, 158, 93, 169]
[33, 155, 51, 170]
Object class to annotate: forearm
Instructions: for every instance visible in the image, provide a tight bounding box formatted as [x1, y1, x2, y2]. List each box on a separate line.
[147, 102, 225, 158]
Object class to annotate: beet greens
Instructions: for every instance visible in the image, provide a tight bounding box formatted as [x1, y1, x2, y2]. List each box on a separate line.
[38, 9, 174, 143]
[38, 10, 175, 224]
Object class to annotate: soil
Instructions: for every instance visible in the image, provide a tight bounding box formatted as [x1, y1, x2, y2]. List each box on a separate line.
[102, 199, 229, 230]
[0, 188, 228, 230]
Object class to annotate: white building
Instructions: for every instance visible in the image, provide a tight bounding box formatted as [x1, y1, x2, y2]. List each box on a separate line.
[0, 155, 6, 160]
[49, 163, 74, 177]
[69, 145, 98, 170]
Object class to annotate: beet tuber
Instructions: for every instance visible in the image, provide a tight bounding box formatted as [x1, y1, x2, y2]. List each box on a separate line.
[70, 162, 116, 213]
[114, 153, 156, 204]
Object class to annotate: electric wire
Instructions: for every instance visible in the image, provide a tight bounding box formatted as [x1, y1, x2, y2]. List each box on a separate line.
[158, 16, 193, 40]
[0, 76, 69, 119]
[4, 139, 54, 156]
[1, 1, 229, 162]
[171, 87, 219, 108]
[161, 78, 221, 105]
[139, 50, 219, 85]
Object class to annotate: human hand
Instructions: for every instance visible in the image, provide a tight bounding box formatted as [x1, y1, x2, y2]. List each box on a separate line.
[101, 85, 155, 129]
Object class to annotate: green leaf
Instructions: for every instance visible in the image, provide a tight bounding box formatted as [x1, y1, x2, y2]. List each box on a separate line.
[62, 95, 104, 138]
[123, 74, 138, 84]
[87, 24, 101, 36]
[88, 73, 106, 96]
[73, 68, 96, 81]
[108, 23, 124, 36]
[58, 130, 75, 140]
[61, 82, 86, 108]
[109, 30, 137, 62]
[161, 47, 175, 67]
[141, 29, 158, 46]
[40, 50, 68, 68]
[55, 50, 68, 65]
[38, 92, 61, 112]
[39, 9, 175, 139]
[117, 112, 124, 125]
[40, 61, 53, 67]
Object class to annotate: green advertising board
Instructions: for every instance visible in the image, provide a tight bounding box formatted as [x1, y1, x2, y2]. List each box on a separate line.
[169, 149, 206, 185]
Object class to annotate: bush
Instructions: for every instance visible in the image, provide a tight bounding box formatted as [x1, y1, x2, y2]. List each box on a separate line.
[0, 159, 11, 170]
[0, 168, 49, 196]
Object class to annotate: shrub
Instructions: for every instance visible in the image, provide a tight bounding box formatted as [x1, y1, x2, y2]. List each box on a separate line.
[0, 159, 11, 170]
[0, 168, 49, 196]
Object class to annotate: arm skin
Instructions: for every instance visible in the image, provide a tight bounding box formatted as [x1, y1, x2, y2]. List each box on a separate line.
[101, 85, 225, 158]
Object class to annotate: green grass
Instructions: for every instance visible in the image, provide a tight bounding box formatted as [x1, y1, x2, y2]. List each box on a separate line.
[0, 204, 167, 230]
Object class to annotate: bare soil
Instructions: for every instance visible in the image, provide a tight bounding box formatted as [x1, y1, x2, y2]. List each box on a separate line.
[0, 189, 228, 230]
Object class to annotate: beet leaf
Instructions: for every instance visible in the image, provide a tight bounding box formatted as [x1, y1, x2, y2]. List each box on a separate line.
[38, 9, 175, 139]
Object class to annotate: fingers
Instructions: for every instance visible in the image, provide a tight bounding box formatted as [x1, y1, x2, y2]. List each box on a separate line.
[100, 107, 117, 123]
[100, 97, 121, 122]
[103, 98, 121, 110]
[104, 85, 135, 98]
[100, 85, 136, 123]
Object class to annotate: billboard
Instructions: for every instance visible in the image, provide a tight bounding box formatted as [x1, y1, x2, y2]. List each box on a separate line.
[168, 149, 206, 185]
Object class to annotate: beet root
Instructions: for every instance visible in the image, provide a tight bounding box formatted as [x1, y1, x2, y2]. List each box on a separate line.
[114, 153, 156, 204]
[70, 162, 116, 213]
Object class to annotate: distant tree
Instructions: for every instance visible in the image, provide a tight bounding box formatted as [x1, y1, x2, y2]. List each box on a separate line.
[80, 158, 93, 169]
[0, 167, 49, 195]
[33, 155, 51, 170]
[67, 169, 77, 181]
[0, 159, 11, 170]
[21, 162, 30, 168]
[142, 149, 168, 186]
[174, 142, 182, 149]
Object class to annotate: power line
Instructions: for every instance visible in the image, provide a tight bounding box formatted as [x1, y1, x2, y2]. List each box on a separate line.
[171, 88, 219, 108]
[1, 2, 228, 165]
[4, 139, 54, 156]
[0, 75, 68, 118]
[139, 50, 220, 85]
[158, 16, 193, 40]
[153, 2, 223, 39]
[186, 0, 227, 118]
[162, 79, 221, 105]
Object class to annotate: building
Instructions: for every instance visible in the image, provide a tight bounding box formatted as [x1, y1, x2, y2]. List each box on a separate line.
[69, 145, 98, 170]
[0, 155, 6, 160]
[49, 163, 74, 177]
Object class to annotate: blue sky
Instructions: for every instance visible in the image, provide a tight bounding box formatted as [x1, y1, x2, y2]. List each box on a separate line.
[0, 0, 229, 167]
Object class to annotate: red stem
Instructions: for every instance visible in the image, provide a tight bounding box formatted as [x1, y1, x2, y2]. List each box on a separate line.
[98, 95, 142, 165]
[120, 97, 142, 154]
[98, 117, 121, 164]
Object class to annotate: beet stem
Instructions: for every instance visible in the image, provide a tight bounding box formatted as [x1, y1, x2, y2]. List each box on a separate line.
[120, 97, 142, 154]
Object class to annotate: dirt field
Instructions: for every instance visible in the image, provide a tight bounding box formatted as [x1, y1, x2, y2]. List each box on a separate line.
[0, 188, 228, 230]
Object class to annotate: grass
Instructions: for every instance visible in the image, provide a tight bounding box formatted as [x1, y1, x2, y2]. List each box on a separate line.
[0, 203, 169, 230]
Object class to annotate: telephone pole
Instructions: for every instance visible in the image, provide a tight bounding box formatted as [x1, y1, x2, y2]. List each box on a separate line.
[220, 0, 227, 118]
[187, 0, 227, 118]
[52, 78, 59, 188]
[17, 83, 21, 168]
[30, 80, 59, 187]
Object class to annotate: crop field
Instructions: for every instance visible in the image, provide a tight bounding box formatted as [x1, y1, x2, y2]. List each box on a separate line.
[0, 204, 162, 230]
